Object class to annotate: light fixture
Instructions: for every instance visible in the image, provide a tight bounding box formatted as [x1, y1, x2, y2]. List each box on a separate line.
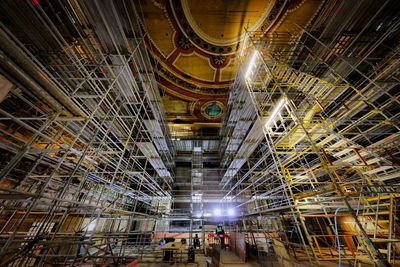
[227, 208, 235, 216]
[203, 212, 212, 217]
[194, 212, 203, 218]
[265, 98, 287, 129]
[245, 51, 258, 79]
[213, 208, 222, 216]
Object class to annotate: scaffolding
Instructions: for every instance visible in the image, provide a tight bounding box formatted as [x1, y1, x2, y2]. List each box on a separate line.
[225, 19, 400, 266]
[0, 1, 174, 265]
[0, 0, 400, 266]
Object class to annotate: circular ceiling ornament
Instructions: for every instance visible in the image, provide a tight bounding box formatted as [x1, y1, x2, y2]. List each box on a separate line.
[201, 101, 224, 120]
[178, 34, 193, 50]
[211, 55, 228, 67]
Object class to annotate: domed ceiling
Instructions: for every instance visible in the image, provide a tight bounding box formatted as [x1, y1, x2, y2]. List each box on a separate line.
[136, 0, 324, 135]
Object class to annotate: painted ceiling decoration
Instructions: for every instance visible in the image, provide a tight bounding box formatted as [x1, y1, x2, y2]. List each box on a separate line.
[136, 0, 324, 127]
[201, 101, 224, 120]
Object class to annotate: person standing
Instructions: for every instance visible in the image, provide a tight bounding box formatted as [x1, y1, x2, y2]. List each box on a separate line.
[215, 225, 225, 248]
[193, 234, 200, 249]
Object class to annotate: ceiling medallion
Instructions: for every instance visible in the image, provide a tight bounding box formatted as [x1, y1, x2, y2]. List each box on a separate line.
[201, 101, 224, 120]
[212, 55, 227, 67]
[178, 35, 193, 50]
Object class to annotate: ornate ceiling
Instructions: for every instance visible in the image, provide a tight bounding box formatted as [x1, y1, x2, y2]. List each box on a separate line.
[136, 0, 324, 132]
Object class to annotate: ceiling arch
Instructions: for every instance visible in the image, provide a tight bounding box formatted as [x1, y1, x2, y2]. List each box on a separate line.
[136, 0, 324, 125]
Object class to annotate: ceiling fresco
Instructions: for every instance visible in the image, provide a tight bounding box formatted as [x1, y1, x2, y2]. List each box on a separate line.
[136, 0, 324, 132]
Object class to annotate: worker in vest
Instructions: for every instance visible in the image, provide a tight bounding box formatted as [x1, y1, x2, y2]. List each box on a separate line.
[215, 224, 225, 248]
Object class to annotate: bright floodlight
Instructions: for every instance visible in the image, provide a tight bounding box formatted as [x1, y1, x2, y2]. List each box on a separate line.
[245, 51, 258, 79]
[227, 208, 235, 216]
[214, 208, 222, 216]
[265, 98, 287, 128]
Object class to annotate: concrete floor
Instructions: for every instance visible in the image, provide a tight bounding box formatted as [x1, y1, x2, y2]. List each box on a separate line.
[135, 252, 262, 267]
[133, 250, 356, 267]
